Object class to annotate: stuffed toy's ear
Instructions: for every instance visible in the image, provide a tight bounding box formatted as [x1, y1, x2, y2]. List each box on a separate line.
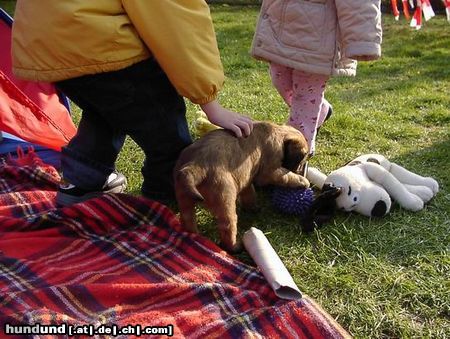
[300, 184, 342, 232]
[324, 164, 392, 217]
[354, 183, 391, 217]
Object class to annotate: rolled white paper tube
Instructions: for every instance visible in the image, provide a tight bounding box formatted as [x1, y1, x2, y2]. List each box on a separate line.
[243, 227, 302, 300]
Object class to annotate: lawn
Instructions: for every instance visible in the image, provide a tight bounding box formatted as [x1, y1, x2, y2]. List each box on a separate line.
[206, 9, 450, 339]
[2, 2, 449, 338]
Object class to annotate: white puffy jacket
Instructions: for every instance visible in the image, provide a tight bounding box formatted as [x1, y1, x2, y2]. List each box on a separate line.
[251, 0, 382, 76]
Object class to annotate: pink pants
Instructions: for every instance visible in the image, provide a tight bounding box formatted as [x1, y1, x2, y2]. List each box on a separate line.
[270, 63, 330, 155]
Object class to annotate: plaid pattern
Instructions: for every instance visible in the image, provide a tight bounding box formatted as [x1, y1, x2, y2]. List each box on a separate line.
[0, 149, 351, 338]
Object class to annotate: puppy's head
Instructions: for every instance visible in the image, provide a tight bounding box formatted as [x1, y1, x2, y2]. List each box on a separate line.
[281, 127, 309, 172]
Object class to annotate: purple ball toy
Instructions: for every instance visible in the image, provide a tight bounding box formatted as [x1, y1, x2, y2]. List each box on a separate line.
[272, 187, 314, 217]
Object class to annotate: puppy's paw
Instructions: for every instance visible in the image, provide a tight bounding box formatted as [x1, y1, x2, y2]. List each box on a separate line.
[298, 175, 310, 188]
[284, 174, 310, 189]
[220, 240, 243, 254]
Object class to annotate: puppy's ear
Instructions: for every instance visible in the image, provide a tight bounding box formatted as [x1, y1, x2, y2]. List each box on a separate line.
[282, 138, 308, 172]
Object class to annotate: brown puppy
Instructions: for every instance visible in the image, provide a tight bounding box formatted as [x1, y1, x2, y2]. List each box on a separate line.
[173, 121, 310, 252]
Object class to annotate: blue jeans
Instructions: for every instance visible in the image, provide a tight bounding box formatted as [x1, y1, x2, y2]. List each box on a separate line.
[56, 58, 192, 197]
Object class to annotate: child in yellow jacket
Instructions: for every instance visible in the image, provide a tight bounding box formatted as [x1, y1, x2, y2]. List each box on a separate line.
[12, 1, 253, 205]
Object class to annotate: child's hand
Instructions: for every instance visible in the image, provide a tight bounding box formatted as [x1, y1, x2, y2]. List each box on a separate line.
[200, 100, 253, 138]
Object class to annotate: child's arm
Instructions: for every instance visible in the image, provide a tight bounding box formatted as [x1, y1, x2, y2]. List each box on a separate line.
[200, 100, 253, 138]
[121, 0, 222, 104]
[335, 0, 382, 61]
[122, 0, 252, 137]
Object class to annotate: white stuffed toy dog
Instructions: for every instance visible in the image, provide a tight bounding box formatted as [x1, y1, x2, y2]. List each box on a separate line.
[306, 154, 439, 217]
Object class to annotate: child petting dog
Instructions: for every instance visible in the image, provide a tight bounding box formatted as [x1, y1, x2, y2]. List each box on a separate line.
[251, 0, 383, 158]
[11, 1, 253, 206]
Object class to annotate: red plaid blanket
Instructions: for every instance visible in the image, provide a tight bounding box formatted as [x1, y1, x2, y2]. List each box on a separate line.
[0, 149, 351, 338]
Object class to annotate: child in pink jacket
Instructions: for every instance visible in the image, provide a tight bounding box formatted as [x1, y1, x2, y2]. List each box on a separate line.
[252, 0, 382, 162]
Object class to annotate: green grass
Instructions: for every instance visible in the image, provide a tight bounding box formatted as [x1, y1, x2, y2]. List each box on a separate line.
[118, 10, 450, 337]
[0, 0, 14, 14]
[3, 2, 449, 337]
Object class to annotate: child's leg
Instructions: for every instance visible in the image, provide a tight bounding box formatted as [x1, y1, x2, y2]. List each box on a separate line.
[104, 59, 191, 200]
[127, 60, 192, 200]
[56, 80, 127, 191]
[269, 62, 293, 107]
[57, 59, 192, 201]
[288, 70, 329, 155]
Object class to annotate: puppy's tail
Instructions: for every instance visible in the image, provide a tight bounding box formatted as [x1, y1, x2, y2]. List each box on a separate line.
[176, 166, 205, 202]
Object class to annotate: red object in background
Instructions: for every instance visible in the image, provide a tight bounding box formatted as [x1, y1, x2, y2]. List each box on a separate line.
[0, 9, 76, 151]
[410, 1, 423, 28]
[391, 0, 412, 20]
[421, 0, 436, 20]
[402, 0, 411, 19]
[391, 0, 401, 19]
[444, 0, 450, 21]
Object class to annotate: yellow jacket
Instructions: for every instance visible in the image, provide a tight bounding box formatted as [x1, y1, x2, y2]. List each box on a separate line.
[12, 0, 224, 104]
